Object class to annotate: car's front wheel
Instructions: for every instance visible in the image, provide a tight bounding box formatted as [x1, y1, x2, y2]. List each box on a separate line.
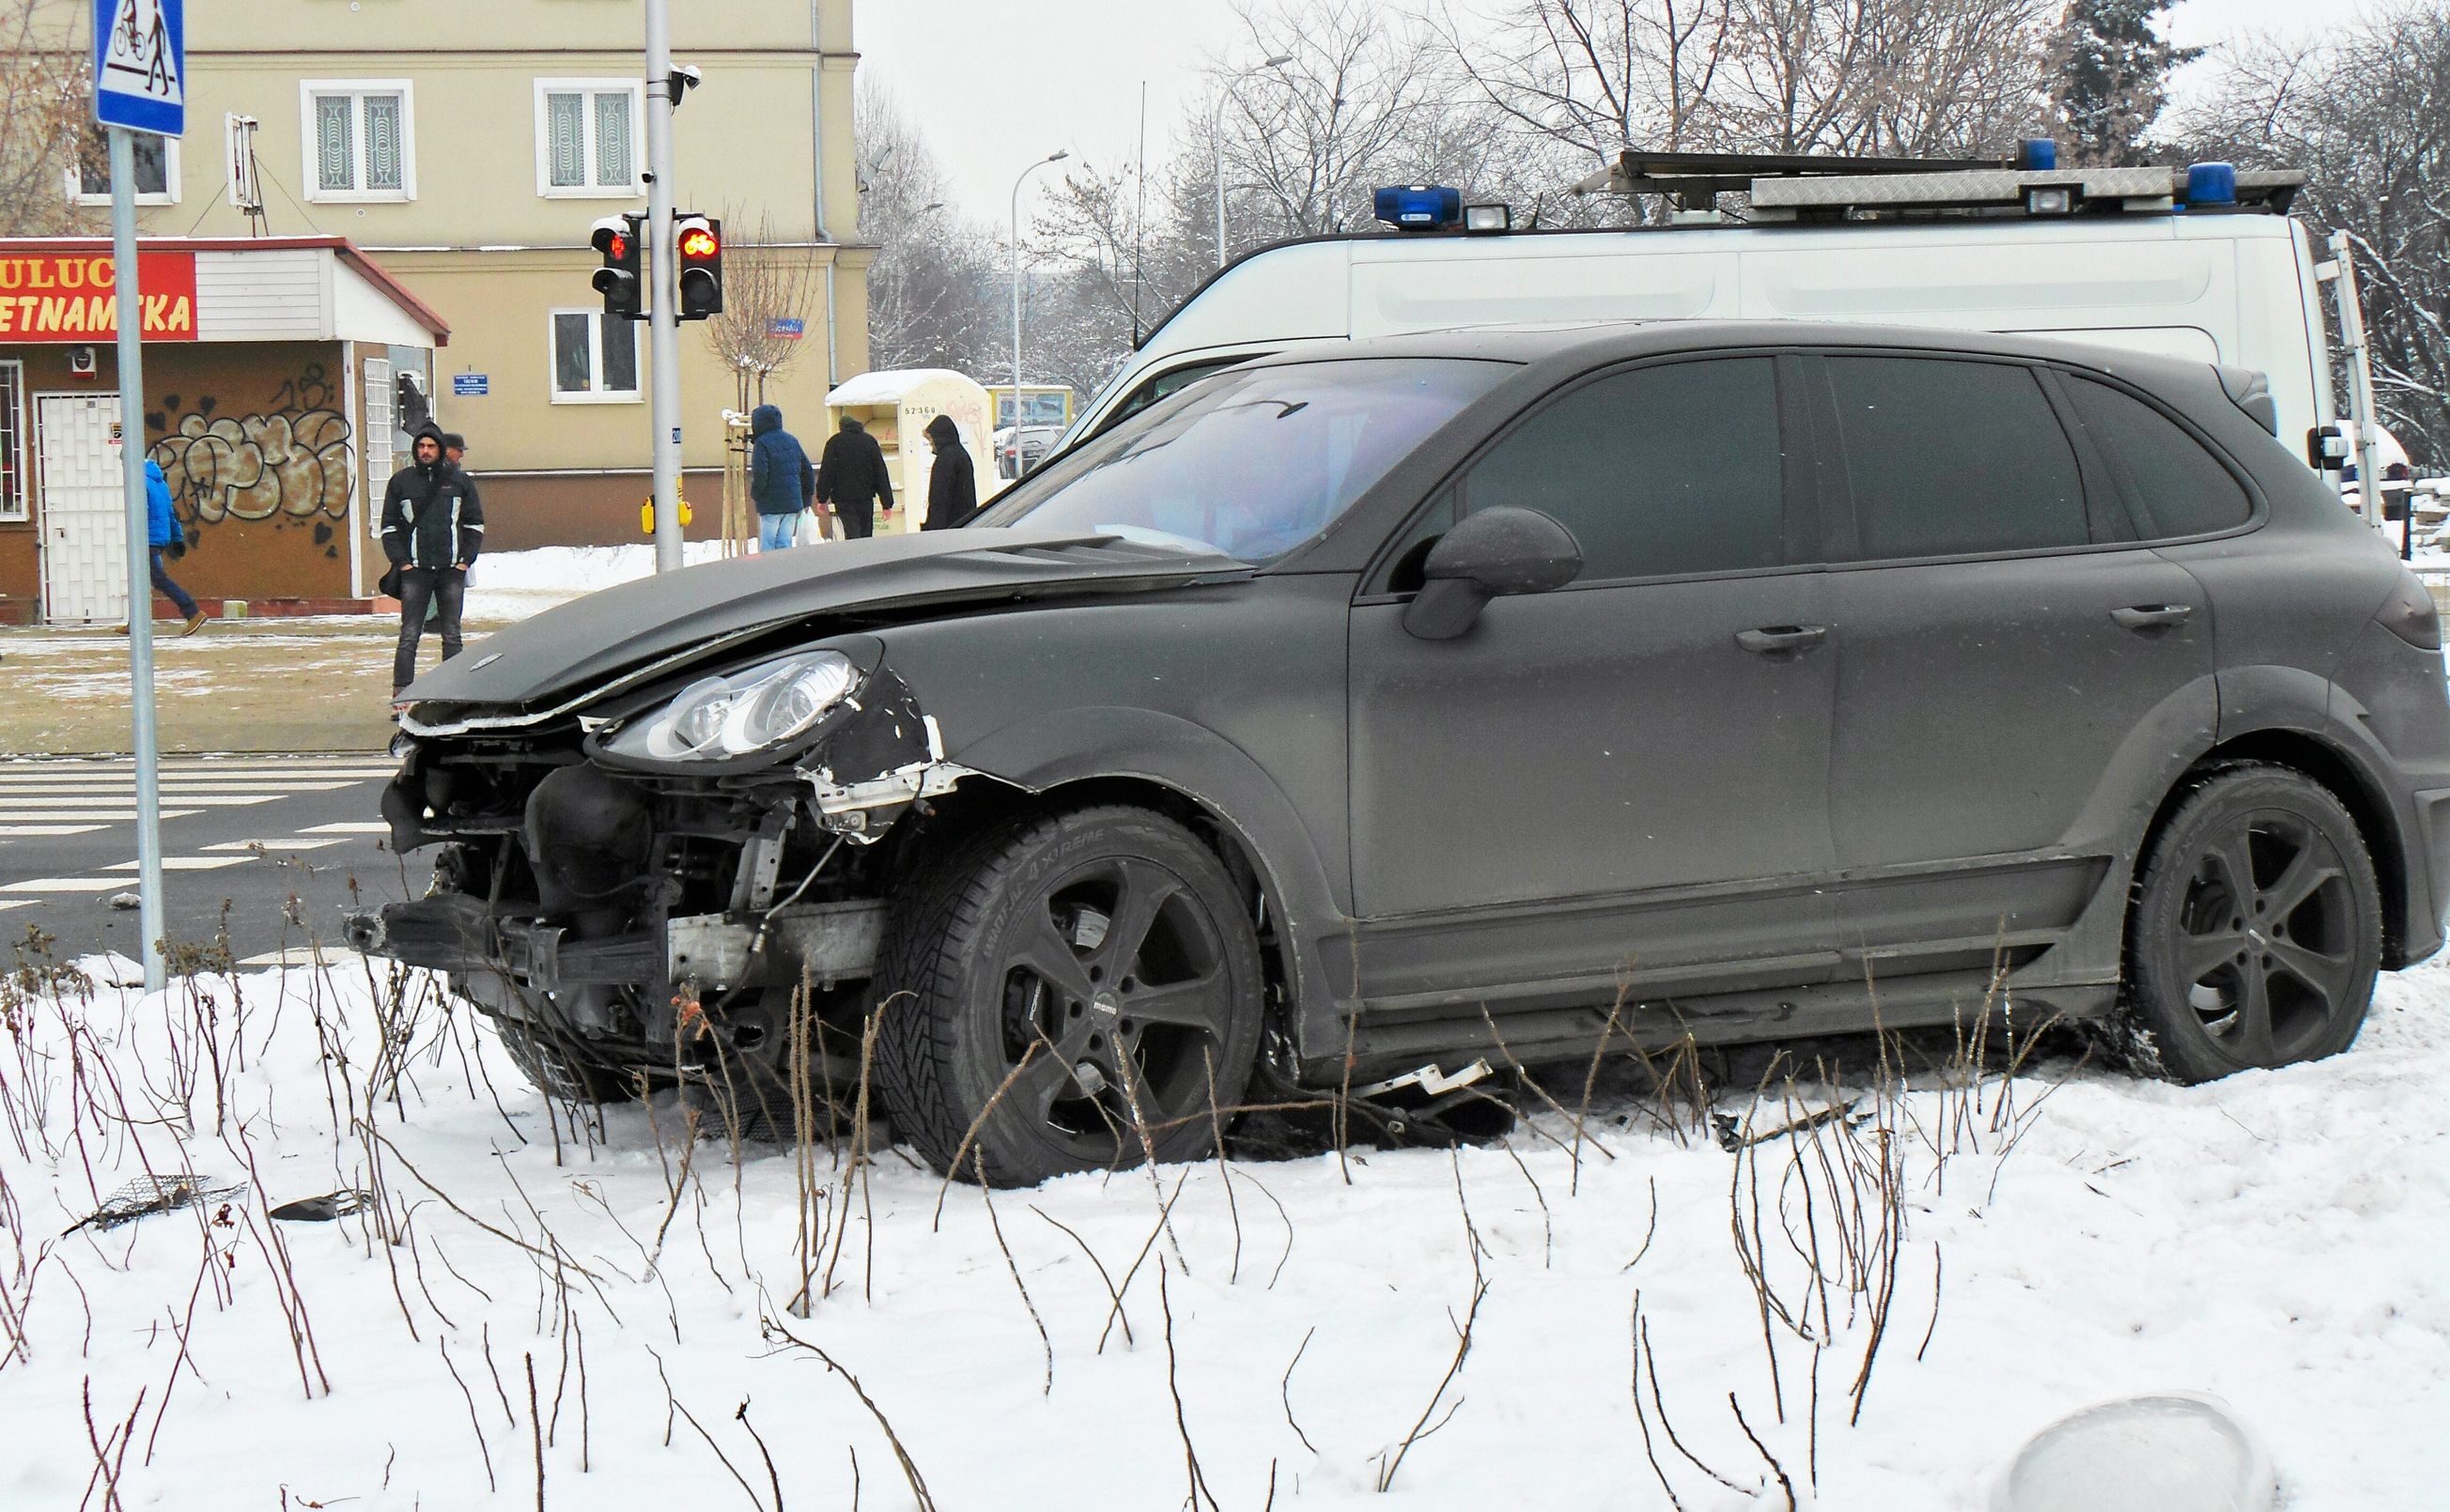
[2121, 764, 2383, 1083]
[875, 805, 1264, 1186]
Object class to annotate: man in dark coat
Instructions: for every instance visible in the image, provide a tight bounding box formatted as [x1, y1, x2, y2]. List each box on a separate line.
[816, 413, 892, 539]
[921, 413, 979, 531]
[747, 404, 817, 550]
[381, 422, 483, 697]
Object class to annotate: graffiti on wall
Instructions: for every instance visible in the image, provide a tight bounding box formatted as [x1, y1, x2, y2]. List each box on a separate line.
[147, 364, 354, 531]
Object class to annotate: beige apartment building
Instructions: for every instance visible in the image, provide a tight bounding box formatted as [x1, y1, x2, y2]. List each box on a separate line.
[86, 0, 870, 548]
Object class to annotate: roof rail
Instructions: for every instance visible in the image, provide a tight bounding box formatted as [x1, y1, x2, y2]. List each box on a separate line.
[1574, 148, 2304, 220]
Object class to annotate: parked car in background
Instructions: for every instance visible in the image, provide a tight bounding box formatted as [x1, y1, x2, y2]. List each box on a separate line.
[354, 321, 2450, 1188]
[994, 424, 1064, 480]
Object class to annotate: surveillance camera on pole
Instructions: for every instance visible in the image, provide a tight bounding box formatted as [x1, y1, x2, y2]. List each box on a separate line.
[668, 64, 702, 102]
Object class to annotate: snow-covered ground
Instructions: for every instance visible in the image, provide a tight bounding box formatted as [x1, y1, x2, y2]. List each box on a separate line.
[462, 542, 735, 623]
[2, 951, 2442, 1509]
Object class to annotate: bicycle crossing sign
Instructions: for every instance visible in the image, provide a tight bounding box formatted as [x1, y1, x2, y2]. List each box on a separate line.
[93, 0, 183, 137]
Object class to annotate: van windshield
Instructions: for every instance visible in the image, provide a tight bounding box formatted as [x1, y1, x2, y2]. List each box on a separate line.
[971, 358, 1509, 562]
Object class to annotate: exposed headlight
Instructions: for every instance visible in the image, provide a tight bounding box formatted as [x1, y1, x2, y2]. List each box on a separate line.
[602, 651, 860, 762]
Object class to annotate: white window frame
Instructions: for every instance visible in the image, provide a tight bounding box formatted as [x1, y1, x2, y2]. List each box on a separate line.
[0, 360, 28, 523]
[548, 309, 643, 405]
[533, 78, 644, 199]
[70, 132, 178, 207]
[299, 80, 416, 203]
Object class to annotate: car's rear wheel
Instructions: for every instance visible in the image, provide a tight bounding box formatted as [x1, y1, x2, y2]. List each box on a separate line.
[875, 805, 1264, 1186]
[2121, 764, 2382, 1083]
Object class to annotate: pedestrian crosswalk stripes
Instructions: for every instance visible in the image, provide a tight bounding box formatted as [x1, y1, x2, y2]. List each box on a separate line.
[2, 810, 205, 823]
[0, 779, 360, 791]
[104, 857, 249, 872]
[1, 878, 132, 893]
[0, 794, 284, 809]
[202, 838, 345, 853]
[0, 825, 105, 838]
[302, 822, 391, 835]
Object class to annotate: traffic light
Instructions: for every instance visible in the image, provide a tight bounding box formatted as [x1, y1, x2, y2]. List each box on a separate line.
[590, 214, 642, 320]
[675, 214, 723, 320]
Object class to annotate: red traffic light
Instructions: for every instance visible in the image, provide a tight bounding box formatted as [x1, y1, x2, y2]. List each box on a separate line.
[678, 225, 720, 259]
[604, 232, 628, 260]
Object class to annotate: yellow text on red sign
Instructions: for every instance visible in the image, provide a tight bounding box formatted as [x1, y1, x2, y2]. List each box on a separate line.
[0, 253, 199, 341]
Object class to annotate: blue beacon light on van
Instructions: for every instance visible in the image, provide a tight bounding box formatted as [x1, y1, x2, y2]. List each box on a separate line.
[2184, 162, 2239, 208]
[1374, 184, 1463, 232]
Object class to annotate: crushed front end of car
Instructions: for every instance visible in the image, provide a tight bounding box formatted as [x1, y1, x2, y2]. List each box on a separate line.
[348, 638, 976, 1108]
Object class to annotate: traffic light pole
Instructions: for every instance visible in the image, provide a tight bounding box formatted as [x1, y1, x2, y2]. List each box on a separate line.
[644, 0, 684, 574]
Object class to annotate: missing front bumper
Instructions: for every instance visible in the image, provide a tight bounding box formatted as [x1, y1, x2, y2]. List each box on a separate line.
[345, 893, 885, 993]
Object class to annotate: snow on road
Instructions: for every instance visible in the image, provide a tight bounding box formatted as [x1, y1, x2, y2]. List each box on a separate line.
[0, 952, 2442, 1509]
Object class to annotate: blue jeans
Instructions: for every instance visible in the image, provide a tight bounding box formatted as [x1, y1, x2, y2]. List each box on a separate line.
[757, 512, 800, 551]
[149, 549, 197, 619]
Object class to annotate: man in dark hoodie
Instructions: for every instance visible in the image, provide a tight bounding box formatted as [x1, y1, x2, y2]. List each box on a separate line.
[381, 422, 483, 698]
[816, 412, 892, 539]
[747, 404, 817, 550]
[920, 413, 978, 530]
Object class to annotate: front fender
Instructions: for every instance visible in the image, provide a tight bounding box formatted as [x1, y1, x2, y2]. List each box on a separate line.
[947, 705, 1355, 1057]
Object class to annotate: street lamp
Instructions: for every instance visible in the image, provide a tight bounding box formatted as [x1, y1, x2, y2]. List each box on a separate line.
[1213, 54, 1294, 268]
[1011, 148, 1068, 440]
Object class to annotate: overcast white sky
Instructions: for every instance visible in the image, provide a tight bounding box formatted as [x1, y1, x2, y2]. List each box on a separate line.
[854, 0, 2374, 221]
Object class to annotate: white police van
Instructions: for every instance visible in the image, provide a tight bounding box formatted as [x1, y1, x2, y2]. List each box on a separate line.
[1067, 147, 2383, 499]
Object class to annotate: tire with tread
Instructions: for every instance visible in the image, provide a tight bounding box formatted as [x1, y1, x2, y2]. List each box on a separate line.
[873, 804, 1264, 1185]
[2119, 762, 2382, 1084]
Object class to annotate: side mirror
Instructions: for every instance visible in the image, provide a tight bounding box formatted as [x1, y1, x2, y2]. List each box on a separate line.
[1402, 506, 1583, 640]
[2309, 424, 2349, 472]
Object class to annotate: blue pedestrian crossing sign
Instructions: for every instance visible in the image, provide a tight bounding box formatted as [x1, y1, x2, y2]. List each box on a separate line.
[93, 0, 183, 137]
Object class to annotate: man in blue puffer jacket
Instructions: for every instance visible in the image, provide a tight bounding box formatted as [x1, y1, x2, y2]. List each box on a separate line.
[748, 404, 817, 551]
[121, 457, 206, 636]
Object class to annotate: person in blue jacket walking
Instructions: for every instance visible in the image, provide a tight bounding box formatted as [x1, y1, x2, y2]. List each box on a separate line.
[122, 457, 206, 637]
[748, 404, 817, 551]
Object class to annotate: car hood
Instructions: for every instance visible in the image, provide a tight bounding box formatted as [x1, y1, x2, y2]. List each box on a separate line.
[404, 527, 1242, 711]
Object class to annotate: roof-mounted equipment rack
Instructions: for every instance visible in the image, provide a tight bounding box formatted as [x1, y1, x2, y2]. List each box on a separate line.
[1573, 146, 2303, 221]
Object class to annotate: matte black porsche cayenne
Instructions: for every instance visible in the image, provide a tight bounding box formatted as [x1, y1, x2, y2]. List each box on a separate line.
[355, 323, 2450, 1186]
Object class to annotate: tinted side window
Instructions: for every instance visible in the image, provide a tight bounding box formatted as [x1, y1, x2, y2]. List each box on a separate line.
[1825, 357, 2087, 559]
[1462, 358, 1783, 580]
[2066, 377, 2253, 538]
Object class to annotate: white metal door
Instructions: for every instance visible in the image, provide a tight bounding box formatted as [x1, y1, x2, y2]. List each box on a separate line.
[38, 393, 130, 625]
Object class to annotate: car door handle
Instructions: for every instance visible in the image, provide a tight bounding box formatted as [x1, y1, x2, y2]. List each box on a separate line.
[2111, 605, 2194, 630]
[1735, 625, 1829, 655]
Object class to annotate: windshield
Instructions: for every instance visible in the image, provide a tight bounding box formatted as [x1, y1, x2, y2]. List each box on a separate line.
[972, 358, 1511, 562]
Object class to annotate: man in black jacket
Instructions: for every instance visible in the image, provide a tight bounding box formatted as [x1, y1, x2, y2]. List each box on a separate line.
[815, 414, 892, 539]
[920, 413, 978, 530]
[381, 422, 484, 698]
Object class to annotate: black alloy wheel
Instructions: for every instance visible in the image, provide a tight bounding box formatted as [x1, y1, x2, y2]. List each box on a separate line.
[875, 806, 1264, 1185]
[2122, 764, 2382, 1083]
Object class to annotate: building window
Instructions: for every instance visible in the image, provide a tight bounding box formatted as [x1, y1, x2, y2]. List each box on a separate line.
[71, 130, 178, 205]
[363, 356, 394, 514]
[0, 362, 26, 523]
[535, 80, 642, 196]
[300, 81, 414, 201]
[550, 310, 641, 402]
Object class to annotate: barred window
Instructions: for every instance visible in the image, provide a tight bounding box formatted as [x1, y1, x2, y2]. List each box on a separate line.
[536, 81, 642, 196]
[302, 83, 413, 200]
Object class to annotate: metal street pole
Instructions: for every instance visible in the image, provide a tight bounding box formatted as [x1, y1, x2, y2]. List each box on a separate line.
[644, 0, 684, 572]
[1212, 54, 1292, 269]
[1010, 149, 1067, 447]
[109, 125, 164, 993]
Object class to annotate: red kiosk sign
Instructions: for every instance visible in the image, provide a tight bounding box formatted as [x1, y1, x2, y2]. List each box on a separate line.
[0, 251, 198, 340]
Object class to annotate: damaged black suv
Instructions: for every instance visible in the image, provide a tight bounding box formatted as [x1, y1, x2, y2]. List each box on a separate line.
[355, 323, 2450, 1186]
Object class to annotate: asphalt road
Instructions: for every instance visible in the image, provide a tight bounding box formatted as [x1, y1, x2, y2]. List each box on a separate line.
[0, 753, 431, 970]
